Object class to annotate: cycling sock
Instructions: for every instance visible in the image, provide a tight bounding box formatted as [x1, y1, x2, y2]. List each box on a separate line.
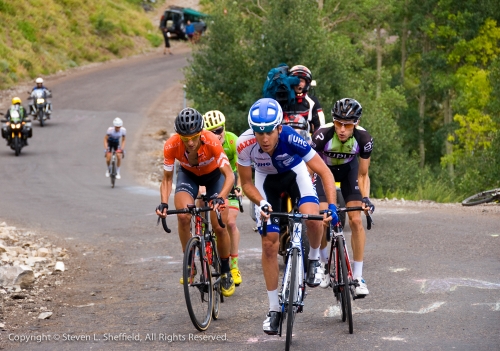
[117, 167, 120, 173]
[308, 246, 320, 261]
[220, 257, 230, 274]
[268, 290, 280, 312]
[230, 254, 239, 270]
[352, 261, 363, 278]
[320, 247, 329, 263]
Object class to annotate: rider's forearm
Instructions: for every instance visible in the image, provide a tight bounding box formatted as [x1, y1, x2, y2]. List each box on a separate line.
[219, 166, 235, 199]
[160, 172, 173, 203]
[358, 173, 370, 198]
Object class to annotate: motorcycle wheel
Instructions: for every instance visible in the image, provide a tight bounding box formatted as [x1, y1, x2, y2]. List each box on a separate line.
[39, 110, 44, 127]
[14, 136, 21, 156]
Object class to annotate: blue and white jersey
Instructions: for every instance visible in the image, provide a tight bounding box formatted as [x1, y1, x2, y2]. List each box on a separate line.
[107, 127, 126, 144]
[237, 125, 316, 175]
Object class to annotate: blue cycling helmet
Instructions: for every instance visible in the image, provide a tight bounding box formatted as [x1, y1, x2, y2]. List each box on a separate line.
[248, 98, 283, 133]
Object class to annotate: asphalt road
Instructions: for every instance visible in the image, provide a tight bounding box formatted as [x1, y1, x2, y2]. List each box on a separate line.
[0, 52, 499, 351]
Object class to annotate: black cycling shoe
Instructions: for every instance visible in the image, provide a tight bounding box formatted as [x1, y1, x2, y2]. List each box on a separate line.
[263, 311, 281, 335]
[306, 259, 321, 287]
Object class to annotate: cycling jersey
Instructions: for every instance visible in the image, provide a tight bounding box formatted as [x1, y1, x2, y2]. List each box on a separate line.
[222, 131, 238, 172]
[106, 127, 126, 145]
[311, 123, 373, 166]
[282, 94, 325, 133]
[237, 125, 316, 175]
[163, 130, 230, 176]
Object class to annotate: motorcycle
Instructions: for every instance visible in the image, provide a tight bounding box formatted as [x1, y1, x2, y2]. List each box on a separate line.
[1, 111, 32, 156]
[28, 89, 51, 127]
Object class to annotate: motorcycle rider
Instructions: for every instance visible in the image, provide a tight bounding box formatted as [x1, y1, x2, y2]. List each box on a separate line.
[281, 65, 325, 142]
[29, 77, 52, 117]
[3, 97, 30, 146]
[104, 117, 126, 179]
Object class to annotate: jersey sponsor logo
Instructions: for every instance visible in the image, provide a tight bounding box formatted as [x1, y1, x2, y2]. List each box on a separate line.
[364, 140, 373, 152]
[324, 151, 354, 159]
[288, 135, 308, 147]
[237, 138, 256, 153]
[283, 157, 295, 166]
[275, 153, 291, 160]
[256, 162, 271, 167]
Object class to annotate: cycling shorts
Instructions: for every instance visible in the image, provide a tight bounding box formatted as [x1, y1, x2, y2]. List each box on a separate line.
[254, 162, 318, 233]
[107, 141, 120, 152]
[314, 157, 362, 203]
[175, 167, 224, 200]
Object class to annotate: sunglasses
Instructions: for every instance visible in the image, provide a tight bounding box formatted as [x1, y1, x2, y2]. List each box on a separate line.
[333, 119, 358, 129]
[179, 132, 201, 141]
[211, 126, 224, 135]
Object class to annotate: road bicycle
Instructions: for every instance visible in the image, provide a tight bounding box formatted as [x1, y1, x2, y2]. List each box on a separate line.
[109, 151, 118, 188]
[262, 207, 324, 351]
[461, 188, 500, 206]
[158, 195, 225, 331]
[324, 206, 373, 334]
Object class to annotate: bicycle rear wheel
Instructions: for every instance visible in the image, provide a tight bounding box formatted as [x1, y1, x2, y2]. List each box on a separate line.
[286, 248, 299, 351]
[462, 189, 500, 206]
[338, 238, 353, 334]
[211, 237, 222, 320]
[183, 236, 213, 331]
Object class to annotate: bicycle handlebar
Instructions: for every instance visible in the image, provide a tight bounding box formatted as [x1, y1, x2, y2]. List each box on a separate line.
[157, 205, 225, 233]
[260, 206, 324, 237]
[320, 206, 374, 230]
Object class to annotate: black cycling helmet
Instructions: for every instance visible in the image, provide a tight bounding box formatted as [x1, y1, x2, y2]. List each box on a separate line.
[331, 98, 362, 121]
[174, 108, 204, 135]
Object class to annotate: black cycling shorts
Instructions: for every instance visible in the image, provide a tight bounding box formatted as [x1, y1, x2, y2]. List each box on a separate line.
[175, 167, 224, 200]
[314, 158, 362, 203]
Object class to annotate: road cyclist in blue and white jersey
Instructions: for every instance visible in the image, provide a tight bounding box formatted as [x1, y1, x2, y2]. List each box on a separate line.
[236, 98, 339, 335]
[104, 117, 126, 179]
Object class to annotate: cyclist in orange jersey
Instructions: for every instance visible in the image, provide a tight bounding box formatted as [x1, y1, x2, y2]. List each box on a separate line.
[156, 108, 236, 297]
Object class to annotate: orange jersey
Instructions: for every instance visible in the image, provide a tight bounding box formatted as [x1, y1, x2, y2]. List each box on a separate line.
[163, 130, 230, 176]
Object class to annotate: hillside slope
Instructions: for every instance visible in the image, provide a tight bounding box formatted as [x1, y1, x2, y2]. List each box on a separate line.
[0, 0, 164, 89]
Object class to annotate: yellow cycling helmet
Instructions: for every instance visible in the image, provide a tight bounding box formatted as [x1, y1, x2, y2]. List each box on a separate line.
[12, 97, 22, 105]
[203, 110, 226, 131]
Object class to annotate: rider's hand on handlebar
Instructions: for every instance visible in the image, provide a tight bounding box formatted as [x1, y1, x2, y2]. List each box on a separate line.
[209, 197, 226, 211]
[156, 202, 168, 218]
[324, 203, 339, 227]
[234, 186, 242, 197]
[362, 197, 375, 214]
[259, 200, 272, 220]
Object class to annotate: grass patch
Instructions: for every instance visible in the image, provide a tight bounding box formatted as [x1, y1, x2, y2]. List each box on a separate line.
[147, 33, 162, 47]
[17, 21, 37, 42]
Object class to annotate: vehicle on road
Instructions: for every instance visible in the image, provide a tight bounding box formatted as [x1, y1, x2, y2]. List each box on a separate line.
[159, 6, 207, 40]
[1, 112, 32, 156]
[462, 188, 500, 206]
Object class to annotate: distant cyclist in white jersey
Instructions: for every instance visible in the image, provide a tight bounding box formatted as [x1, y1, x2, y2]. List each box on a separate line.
[104, 117, 126, 179]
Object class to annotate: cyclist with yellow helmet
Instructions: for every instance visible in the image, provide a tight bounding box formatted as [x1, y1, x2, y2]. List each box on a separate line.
[202, 110, 244, 286]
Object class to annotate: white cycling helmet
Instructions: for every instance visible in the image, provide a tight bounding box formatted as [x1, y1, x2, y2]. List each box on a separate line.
[35, 77, 43, 84]
[113, 117, 123, 127]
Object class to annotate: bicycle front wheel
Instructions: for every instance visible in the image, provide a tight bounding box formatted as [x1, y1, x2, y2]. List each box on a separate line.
[462, 189, 500, 206]
[338, 238, 353, 334]
[110, 159, 116, 188]
[286, 248, 299, 351]
[183, 236, 213, 331]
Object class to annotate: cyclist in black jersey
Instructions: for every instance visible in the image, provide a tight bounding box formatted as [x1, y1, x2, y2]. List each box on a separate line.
[281, 65, 325, 141]
[311, 98, 374, 297]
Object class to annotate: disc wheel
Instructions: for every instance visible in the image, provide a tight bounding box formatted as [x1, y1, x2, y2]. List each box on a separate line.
[183, 236, 213, 331]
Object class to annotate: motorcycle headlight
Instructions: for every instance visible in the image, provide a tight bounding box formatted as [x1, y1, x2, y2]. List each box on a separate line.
[37, 98, 45, 104]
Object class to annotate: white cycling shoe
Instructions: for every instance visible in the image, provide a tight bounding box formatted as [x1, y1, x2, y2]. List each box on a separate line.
[116, 172, 121, 180]
[319, 262, 330, 288]
[354, 277, 369, 296]
[105, 170, 110, 177]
